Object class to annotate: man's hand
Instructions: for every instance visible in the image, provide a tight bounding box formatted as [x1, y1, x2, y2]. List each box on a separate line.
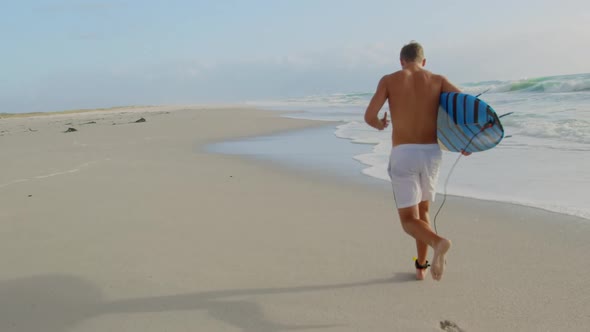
[378, 112, 390, 131]
[460, 150, 472, 156]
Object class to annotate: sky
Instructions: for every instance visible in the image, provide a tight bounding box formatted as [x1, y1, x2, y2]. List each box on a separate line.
[2, 0, 590, 113]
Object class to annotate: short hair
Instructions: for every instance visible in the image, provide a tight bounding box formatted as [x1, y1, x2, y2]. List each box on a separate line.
[400, 41, 424, 62]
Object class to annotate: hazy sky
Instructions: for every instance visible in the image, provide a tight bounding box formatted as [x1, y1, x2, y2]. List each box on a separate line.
[2, 0, 589, 112]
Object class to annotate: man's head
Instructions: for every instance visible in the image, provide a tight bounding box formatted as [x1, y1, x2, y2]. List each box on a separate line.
[400, 41, 426, 67]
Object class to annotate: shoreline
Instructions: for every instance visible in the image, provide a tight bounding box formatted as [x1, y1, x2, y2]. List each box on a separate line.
[1, 106, 588, 331]
[7, 102, 580, 221]
[3, 103, 582, 222]
[209, 119, 590, 222]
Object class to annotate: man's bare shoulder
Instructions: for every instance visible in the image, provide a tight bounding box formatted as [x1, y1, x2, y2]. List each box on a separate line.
[388, 69, 442, 79]
[378, 72, 396, 80]
[430, 72, 446, 81]
[416, 69, 442, 80]
[437, 74, 462, 93]
[388, 70, 410, 78]
[381, 71, 409, 84]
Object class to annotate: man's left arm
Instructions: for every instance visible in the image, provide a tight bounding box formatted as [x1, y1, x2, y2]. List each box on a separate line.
[364, 76, 389, 130]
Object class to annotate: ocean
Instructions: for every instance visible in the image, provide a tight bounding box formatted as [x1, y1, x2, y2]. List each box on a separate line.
[238, 73, 590, 220]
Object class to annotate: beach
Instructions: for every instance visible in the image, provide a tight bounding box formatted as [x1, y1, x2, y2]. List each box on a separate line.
[1, 106, 589, 331]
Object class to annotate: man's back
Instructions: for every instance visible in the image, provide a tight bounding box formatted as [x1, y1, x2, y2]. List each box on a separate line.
[364, 64, 460, 146]
[385, 68, 443, 146]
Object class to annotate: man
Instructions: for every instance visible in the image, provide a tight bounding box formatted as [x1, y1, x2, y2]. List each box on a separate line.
[364, 41, 462, 281]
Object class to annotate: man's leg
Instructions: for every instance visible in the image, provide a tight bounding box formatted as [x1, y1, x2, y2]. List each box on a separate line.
[414, 201, 431, 279]
[397, 203, 451, 281]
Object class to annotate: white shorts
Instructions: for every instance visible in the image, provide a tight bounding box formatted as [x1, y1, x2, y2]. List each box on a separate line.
[388, 144, 442, 209]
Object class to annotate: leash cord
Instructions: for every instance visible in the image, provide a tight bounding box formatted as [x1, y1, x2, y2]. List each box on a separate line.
[432, 124, 491, 234]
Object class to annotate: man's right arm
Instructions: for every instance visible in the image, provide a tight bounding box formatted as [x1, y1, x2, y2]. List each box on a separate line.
[441, 76, 461, 93]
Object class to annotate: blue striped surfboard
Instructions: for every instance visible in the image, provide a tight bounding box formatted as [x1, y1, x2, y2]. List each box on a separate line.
[437, 92, 505, 153]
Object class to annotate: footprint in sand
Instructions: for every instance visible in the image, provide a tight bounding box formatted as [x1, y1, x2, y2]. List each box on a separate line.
[440, 320, 465, 332]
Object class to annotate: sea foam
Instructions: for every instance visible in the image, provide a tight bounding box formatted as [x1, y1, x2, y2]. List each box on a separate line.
[251, 73, 590, 220]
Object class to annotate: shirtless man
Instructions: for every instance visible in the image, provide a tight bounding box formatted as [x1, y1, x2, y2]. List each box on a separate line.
[364, 41, 461, 281]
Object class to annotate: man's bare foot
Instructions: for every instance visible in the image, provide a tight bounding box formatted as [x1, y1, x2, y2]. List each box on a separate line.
[431, 239, 452, 281]
[416, 268, 427, 280]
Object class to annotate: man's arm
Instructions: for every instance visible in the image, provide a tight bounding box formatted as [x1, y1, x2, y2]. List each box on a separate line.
[364, 76, 389, 130]
[441, 76, 461, 93]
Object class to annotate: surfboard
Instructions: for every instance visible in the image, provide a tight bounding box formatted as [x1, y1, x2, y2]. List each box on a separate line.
[437, 92, 505, 153]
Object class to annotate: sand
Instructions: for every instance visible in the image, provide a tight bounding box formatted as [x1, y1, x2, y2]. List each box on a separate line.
[0, 106, 589, 331]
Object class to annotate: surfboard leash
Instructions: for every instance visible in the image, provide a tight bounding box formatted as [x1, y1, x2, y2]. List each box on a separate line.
[432, 121, 494, 234]
[433, 87, 513, 233]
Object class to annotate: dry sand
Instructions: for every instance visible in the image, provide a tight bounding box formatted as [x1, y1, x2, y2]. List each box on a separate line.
[0, 106, 589, 331]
